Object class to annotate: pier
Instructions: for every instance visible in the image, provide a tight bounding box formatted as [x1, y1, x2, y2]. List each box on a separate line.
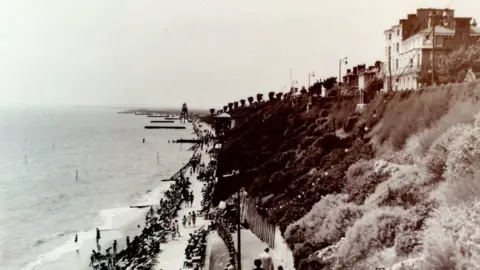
[150, 120, 175, 123]
[144, 126, 186, 129]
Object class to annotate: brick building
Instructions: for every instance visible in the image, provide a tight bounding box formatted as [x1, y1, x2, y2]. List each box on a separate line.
[383, 8, 480, 91]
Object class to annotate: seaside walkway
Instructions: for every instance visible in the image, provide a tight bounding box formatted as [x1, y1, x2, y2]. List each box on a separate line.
[152, 146, 212, 270]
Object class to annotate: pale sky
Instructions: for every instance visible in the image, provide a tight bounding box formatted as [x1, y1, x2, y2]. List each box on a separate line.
[0, 0, 478, 109]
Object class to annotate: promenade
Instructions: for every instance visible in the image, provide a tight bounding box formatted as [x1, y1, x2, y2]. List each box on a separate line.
[153, 143, 212, 270]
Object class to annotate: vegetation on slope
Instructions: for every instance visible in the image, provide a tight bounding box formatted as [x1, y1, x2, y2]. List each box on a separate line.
[209, 43, 480, 270]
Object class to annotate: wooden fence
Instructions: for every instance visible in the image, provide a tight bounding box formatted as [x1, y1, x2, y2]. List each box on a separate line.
[240, 196, 276, 249]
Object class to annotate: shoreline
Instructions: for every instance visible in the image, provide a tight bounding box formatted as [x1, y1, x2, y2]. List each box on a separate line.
[21, 120, 208, 270]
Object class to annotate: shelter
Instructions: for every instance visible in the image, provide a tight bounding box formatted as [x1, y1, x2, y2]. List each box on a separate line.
[214, 113, 232, 138]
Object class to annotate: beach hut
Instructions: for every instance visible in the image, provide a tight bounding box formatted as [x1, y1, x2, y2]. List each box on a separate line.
[214, 112, 232, 138]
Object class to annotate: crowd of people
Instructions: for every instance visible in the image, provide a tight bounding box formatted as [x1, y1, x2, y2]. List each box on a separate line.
[182, 224, 212, 269]
[88, 152, 201, 269]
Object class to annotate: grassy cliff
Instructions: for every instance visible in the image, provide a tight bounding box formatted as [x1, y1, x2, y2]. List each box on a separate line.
[211, 80, 480, 270]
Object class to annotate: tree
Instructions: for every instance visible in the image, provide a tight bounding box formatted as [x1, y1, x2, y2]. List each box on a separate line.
[248, 96, 254, 106]
[240, 99, 246, 107]
[437, 42, 480, 83]
[233, 101, 239, 110]
[309, 81, 323, 97]
[268, 91, 275, 101]
[276, 92, 283, 100]
[223, 105, 228, 112]
[209, 108, 215, 115]
[228, 102, 233, 112]
[323, 77, 337, 90]
[365, 78, 383, 94]
[256, 93, 263, 103]
[300, 86, 307, 95]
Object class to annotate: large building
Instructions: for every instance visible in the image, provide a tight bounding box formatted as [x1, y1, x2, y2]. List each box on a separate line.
[383, 8, 480, 91]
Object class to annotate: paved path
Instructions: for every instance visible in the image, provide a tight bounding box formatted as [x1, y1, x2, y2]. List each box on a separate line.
[153, 147, 211, 270]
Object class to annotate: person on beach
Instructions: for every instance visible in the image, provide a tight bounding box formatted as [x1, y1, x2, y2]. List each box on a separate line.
[149, 206, 154, 217]
[126, 236, 130, 247]
[192, 211, 197, 227]
[74, 234, 78, 243]
[182, 215, 187, 227]
[187, 212, 192, 227]
[96, 228, 101, 242]
[90, 252, 95, 266]
[113, 240, 117, 255]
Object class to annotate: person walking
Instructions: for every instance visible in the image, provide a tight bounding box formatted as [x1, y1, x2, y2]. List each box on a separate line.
[192, 211, 197, 227]
[252, 259, 265, 270]
[259, 248, 274, 270]
[74, 234, 78, 243]
[189, 193, 194, 207]
[175, 220, 181, 237]
[182, 215, 187, 227]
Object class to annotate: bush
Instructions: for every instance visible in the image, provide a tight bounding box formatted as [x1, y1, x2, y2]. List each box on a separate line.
[298, 256, 330, 270]
[364, 165, 429, 208]
[343, 159, 390, 204]
[337, 207, 407, 267]
[422, 199, 480, 270]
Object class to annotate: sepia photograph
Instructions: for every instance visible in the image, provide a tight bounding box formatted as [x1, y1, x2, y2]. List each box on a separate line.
[1, 0, 480, 269]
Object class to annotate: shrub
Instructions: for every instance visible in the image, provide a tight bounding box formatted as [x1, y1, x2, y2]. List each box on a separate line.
[298, 256, 330, 270]
[344, 159, 390, 204]
[423, 123, 471, 182]
[444, 123, 480, 184]
[364, 165, 429, 208]
[422, 199, 480, 270]
[337, 207, 407, 267]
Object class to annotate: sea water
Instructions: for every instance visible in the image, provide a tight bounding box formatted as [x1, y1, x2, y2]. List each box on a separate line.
[0, 107, 193, 270]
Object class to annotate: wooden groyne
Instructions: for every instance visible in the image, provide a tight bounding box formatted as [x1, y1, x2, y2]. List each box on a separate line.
[172, 139, 203, 143]
[144, 126, 186, 129]
[165, 117, 180, 120]
[150, 120, 175, 123]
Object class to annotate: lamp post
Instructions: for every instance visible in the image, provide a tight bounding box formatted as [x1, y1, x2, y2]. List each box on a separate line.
[428, 9, 448, 86]
[339, 57, 348, 91]
[308, 71, 315, 91]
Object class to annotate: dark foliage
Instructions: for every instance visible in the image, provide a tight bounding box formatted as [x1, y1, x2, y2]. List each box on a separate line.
[323, 77, 337, 90]
[240, 99, 246, 107]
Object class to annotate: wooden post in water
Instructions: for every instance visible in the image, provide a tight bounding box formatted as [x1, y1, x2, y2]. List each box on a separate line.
[157, 152, 160, 164]
[76, 170, 79, 181]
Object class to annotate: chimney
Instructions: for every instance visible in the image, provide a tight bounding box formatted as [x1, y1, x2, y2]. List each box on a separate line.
[454, 17, 471, 36]
[472, 18, 477, 27]
[407, 14, 416, 21]
[353, 67, 358, 74]
[347, 69, 351, 73]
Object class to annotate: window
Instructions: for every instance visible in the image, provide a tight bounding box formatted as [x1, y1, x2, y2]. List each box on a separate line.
[417, 54, 420, 68]
[388, 46, 391, 56]
[396, 59, 399, 69]
[410, 58, 413, 67]
[396, 43, 399, 52]
[397, 29, 400, 36]
[389, 33, 392, 40]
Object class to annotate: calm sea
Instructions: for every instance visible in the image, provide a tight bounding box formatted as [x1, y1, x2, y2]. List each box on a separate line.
[0, 107, 193, 270]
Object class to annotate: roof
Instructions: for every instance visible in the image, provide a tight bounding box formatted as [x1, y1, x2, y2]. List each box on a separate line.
[419, 25, 455, 35]
[215, 112, 231, 118]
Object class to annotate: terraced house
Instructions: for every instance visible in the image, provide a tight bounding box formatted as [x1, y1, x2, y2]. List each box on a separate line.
[384, 8, 480, 91]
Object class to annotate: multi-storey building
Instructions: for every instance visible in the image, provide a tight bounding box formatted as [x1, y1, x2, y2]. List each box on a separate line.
[383, 8, 480, 91]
